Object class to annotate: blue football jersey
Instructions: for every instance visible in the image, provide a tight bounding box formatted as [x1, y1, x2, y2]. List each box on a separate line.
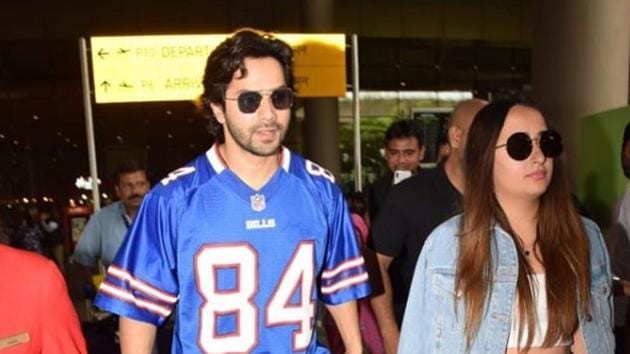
[94, 145, 371, 353]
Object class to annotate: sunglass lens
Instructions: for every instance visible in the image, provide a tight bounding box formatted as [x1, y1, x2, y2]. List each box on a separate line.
[271, 89, 294, 110]
[238, 92, 263, 113]
[540, 130, 562, 158]
[506, 132, 532, 161]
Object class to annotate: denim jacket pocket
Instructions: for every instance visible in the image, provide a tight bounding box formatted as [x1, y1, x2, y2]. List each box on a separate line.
[431, 268, 467, 353]
[432, 268, 465, 331]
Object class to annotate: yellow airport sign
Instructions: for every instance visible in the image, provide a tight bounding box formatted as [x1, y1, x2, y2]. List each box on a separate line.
[90, 34, 346, 103]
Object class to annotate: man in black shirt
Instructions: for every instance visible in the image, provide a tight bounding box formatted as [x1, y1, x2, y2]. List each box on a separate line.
[370, 99, 487, 354]
[367, 120, 424, 222]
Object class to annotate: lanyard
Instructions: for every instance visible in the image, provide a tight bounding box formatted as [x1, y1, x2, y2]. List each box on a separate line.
[121, 214, 131, 230]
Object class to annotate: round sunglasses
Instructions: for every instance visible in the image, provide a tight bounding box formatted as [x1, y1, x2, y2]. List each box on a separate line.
[224, 88, 294, 114]
[495, 130, 563, 161]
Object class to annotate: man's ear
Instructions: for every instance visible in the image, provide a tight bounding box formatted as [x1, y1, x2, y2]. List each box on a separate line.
[418, 146, 426, 162]
[448, 126, 462, 149]
[210, 102, 226, 124]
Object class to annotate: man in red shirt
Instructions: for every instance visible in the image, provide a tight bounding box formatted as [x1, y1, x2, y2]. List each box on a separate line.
[0, 244, 87, 353]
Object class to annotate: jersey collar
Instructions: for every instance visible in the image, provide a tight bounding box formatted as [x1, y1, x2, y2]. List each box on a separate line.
[205, 144, 291, 174]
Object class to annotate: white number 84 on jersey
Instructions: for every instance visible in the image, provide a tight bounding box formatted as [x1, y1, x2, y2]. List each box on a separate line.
[194, 242, 315, 352]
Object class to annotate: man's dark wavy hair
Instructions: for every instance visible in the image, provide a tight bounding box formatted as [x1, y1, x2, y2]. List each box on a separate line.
[198, 28, 294, 144]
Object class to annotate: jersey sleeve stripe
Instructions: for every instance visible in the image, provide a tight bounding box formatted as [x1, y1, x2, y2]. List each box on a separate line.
[108, 265, 178, 303]
[321, 256, 365, 279]
[320, 271, 369, 295]
[99, 282, 173, 317]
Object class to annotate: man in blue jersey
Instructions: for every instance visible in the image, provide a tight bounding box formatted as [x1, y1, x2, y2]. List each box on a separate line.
[94, 28, 371, 354]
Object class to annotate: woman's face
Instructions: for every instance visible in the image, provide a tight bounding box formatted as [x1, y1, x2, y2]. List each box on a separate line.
[493, 105, 553, 203]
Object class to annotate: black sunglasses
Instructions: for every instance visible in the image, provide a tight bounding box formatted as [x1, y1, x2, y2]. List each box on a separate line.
[496, 130, 563, 161]
[224, 88, 294, 114]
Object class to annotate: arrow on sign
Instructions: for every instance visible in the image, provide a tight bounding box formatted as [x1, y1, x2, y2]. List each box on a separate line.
[117, 48, 130, 54]
[100, 81, 111, 92]
[119, 82, 134, 88]
[97, 48, 109, 59]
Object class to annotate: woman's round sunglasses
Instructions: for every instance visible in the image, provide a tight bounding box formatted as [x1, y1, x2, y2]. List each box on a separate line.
[495, 130, 563, 161]
[225, 88, 294, 114]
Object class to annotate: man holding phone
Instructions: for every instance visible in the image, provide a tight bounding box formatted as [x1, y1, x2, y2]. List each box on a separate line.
[367, 120, 424, 222]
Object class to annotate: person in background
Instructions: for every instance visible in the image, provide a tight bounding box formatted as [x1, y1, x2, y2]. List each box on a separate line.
[436, 134, 451, 163]
[399, 99, 613, 353]
[325, 192, 385, 354]
[370, 99, 487, 354]
[41, 206, 65, 273]
[367, 120, 424, 222]
[16, 206, 45, 254]
[607, 121, 630, 353]
[73, 159, 150, 295]
[0, 238, 87, 353]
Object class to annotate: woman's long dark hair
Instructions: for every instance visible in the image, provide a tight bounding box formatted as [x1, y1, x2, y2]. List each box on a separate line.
[455, 100, 591, 351]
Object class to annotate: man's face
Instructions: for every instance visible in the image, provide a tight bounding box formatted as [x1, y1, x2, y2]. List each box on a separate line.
[385, 137, 424, 172]
[115, 171, 149, 211]
[211, 57, 291, 157]
[623, 141, 630, 178]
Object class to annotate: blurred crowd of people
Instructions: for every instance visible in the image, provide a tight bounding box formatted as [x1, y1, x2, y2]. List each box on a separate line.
[0, 205, 64, 270]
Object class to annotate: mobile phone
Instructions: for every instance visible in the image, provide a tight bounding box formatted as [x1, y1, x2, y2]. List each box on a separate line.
[393, 170, 413, 185]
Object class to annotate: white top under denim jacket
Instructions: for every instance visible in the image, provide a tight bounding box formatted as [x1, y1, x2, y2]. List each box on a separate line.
[398, 215, 614, 354]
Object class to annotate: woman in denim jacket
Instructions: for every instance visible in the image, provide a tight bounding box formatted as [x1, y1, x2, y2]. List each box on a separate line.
[399, 100, 613, 353]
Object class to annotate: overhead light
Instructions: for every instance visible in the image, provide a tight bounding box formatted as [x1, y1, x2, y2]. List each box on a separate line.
[81, 194, 88, 200]
[22, 197, 29, 203]
[69, 199, 76, 207]
[0, 133, 5, 139]
[32, 115, 40, 120]
[102, 193, 109, 199]
[42, 197, 49, 202]
[75, 176, 101, 190]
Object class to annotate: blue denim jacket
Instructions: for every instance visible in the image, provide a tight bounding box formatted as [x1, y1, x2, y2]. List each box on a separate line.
[399, 215, 614, 353]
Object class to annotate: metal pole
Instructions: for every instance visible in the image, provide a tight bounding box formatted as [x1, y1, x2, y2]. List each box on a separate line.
[351, 34, 362, 192]
[79, 38, 101, 212]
